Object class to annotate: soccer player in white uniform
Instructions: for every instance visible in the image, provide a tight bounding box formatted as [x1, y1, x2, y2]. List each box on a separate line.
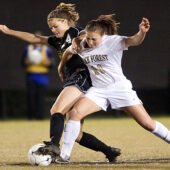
[58, 15, 170, 162]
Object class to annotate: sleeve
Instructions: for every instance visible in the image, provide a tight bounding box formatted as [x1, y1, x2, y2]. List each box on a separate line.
[47, 36, 55, 46]
[70, 27, 84, 37]
[79, 29, 85, 35]
[109, 35, 128, 51]
[75, 27, 84, 35]
[47, 35, 62, 50]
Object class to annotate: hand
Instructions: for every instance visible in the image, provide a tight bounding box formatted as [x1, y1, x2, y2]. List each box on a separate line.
[0, 25, 10, 34]
[139, 18, 150, 33]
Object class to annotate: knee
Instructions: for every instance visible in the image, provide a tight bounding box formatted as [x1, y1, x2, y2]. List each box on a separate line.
[50, 106, 65, 116]
[141, 120, 155, 131]
[50, 107, 57, 115]
[69, 108, 81, 121]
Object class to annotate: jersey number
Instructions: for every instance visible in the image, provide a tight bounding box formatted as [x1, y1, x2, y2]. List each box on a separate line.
[66, 35, 72, 43]
[91, 64, 105, 75]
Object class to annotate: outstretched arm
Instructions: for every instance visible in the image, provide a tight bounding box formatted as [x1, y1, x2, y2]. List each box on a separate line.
[58, 47, 74, 82]
[125, 17, 150, 47]
[0, 25, 47, 44]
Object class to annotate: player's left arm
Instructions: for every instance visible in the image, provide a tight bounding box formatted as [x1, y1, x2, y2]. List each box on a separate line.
[125, 17, 150, 47]
[58, 47, 74, 82]
[72, 30, 85, 53]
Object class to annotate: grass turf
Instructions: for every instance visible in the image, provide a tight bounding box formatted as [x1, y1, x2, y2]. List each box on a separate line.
[0, 116, 170, 169]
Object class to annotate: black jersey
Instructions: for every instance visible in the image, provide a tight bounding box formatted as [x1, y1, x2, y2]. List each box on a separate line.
[47, 27, 92, 92]
[48, 27, 87, 78]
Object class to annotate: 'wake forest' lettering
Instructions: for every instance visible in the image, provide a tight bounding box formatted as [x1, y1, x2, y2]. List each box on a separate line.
[83, 55, 108, 64]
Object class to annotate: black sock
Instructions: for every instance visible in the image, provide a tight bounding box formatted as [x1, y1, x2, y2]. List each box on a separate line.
[78, 132, 110, 154]
[50, 113, 64, 147]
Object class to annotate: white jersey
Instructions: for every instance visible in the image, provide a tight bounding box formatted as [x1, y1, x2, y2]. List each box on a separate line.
[70, 35, 128, 88]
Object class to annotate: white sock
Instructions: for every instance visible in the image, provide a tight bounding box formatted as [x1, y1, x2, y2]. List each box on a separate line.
[152, 121, 170, 144]
[60, 120, 81, 159]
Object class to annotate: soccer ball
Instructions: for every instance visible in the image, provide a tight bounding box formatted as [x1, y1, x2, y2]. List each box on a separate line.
[28, 49, 42, 64]
[28, 143, 52, 166]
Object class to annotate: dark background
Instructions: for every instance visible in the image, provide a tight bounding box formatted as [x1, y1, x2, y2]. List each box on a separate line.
[0, 0, 169, 118]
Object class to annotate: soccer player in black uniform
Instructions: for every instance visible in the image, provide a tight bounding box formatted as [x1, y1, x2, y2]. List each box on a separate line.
[0, 3, 120, 162]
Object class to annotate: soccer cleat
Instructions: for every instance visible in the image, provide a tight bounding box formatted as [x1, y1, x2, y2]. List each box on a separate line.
[55, 156, 70, 164]
[105, 147, 121, 162]
[36, 141, 60, 162]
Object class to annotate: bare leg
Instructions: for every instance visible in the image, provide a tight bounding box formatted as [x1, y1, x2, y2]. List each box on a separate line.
[50, 86, 83, 115]
[49, 86, 84, 146]
[70, 97, 102, 120]
[49, 88, 120, 162]
[122, 104, 155, 131]
[122, 104, 170, 143]
[60, 97, 101, 160]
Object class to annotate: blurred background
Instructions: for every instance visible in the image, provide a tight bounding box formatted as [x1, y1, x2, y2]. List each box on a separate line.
[0, 0, 169, 119]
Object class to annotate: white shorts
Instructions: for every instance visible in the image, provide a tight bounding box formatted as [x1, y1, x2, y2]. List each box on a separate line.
[84, 80, 142, 111]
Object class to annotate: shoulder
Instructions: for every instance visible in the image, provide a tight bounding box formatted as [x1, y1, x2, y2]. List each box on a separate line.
[104, 35, 127, 44]
[48, 35, 57, 42]
[104, 35, 128, 51]
[68, 27, 84, 36]
[104, 35, 125, 40]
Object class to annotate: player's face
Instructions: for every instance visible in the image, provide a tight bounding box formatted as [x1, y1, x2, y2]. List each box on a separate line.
[48, 19, 69, 38]
[85, 30, 104, 48]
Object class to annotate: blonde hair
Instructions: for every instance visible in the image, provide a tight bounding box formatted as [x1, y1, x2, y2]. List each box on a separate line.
[86, 14, 119, 35]
[47, 3, 79, 27]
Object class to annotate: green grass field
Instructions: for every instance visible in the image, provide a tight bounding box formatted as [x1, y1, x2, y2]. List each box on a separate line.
[0, 116, 170, 170]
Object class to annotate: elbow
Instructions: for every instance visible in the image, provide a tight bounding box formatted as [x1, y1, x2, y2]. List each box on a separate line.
[135, 39, 144, 46]
[128, 39, 143, 47]
[133, 41, 142, 46]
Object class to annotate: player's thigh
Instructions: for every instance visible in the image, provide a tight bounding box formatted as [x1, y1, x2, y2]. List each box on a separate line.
[122, 104, 155, 131]
[70, 97, 102, 120]
[50, 86, 84, 115]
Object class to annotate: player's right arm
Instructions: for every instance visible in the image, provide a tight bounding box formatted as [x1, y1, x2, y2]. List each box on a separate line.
[125, 18, 150, 47]
[0, 25, 47, 44]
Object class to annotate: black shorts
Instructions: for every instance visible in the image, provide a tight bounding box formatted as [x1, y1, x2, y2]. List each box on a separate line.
[63, 68, 92, 93]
